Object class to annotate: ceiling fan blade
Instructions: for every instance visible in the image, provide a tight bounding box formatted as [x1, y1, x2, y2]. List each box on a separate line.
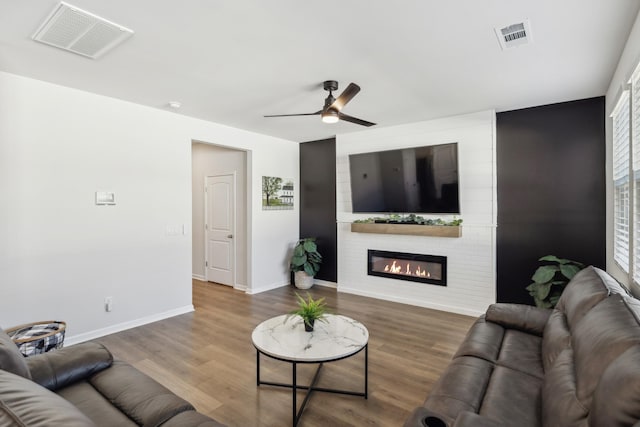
[264, 111, 321, 118]
[339, 113, 376, 127]
[329, 83, 360, 112]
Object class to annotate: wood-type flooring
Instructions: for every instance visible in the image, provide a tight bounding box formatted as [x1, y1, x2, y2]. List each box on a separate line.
[96, 280, 476, 427]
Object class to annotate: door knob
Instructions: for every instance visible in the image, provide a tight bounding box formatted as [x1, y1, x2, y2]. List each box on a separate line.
[227, 234, 233, 238]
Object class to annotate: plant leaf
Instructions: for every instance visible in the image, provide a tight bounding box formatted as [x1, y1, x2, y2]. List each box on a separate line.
[291, 254, 307, 267]
[535, 282, 552, 300]
[303, 240, 317, 253]
[538, 255, 571, 264]
[531, 265, 558, 283]
[304, 263, 315, 276]
[560, 264, 581, 280]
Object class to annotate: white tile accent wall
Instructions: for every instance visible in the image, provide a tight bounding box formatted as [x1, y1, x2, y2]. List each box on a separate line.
[336, 111, 497, 316]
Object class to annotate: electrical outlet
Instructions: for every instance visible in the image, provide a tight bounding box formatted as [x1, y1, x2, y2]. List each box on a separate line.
[105, 297, 113, 312]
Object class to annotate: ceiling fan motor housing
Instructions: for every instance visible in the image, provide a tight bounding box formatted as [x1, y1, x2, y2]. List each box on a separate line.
[323, 80, 338, 92]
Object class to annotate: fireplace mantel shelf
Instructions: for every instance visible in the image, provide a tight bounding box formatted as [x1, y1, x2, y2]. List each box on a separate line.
[351, 223, 462, 238]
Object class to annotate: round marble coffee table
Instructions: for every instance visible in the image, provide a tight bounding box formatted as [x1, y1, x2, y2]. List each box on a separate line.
[252, 314, 369, 426]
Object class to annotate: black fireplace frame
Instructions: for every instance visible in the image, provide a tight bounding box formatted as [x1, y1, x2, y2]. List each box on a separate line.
[367, 249, 447, 286]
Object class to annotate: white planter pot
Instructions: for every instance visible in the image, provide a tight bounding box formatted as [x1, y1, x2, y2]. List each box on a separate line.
[294, 271, 314, 289]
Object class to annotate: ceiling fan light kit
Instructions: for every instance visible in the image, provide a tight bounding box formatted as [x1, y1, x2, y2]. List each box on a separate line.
[265, 80, 376, 127]
[321, 109, 339, 124]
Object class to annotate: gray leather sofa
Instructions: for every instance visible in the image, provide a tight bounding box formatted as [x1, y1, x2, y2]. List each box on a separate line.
[0, 329, 226, 426]
[404, 266, 640, 427]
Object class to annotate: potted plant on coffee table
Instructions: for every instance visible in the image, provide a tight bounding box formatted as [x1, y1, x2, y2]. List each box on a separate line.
[290, 237, 322, 289]
[287, 292, 328, 332]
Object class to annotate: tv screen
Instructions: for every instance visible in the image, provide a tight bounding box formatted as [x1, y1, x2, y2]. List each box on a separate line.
[349, 142, 460, 214]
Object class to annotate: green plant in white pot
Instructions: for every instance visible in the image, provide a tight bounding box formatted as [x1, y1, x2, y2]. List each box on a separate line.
[290, 238, 322, 289]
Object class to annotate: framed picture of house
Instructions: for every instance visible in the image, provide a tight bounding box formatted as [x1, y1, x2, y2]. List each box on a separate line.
[262, 176, 294, 210]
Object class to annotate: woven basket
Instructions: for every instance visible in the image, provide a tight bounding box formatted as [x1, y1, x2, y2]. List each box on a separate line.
[6, 321, 67, 357]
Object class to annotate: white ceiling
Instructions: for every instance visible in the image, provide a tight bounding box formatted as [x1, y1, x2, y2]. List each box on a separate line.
[1, 1, 638, 142]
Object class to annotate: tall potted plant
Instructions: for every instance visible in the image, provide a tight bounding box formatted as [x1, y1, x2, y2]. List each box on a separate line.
[526, 255, 585, 308]
[290, 237, 322, 289]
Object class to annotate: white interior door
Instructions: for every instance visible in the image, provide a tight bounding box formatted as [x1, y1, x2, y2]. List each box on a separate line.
[205, 174, 235, 286]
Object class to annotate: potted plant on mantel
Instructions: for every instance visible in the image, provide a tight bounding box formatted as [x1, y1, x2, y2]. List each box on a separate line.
[290, 237, 322, 289]
[287, 292, 327, 332]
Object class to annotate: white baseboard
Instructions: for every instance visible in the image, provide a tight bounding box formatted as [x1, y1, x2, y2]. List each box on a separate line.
[64, 305, 195, 346]
[314, 279, 337, 289]
[247, 281, 289, 294]
[338, 286, 483, 317]
[234, 283, 247, 292]
[192, 274, 206, 281]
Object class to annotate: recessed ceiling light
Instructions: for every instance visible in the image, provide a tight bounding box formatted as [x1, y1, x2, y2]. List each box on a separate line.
[168, 101, 182, 109]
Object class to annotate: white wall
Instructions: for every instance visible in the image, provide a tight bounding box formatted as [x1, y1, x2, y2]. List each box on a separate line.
[191, 143, 247, 288]
[605, 10, 640, 293]
[336, 111, 496, 316]
[0, 71, 299, 343]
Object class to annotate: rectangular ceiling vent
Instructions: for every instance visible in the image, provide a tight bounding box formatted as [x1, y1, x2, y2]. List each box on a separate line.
[32, 2, 134, 59]
[495, 20, 532, 50]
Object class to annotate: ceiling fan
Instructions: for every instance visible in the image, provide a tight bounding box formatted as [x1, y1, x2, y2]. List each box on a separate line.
[264, 80, 376, 127]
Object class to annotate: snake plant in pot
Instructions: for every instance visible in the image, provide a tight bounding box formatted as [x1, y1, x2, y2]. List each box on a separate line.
[290, 237, 322, 289]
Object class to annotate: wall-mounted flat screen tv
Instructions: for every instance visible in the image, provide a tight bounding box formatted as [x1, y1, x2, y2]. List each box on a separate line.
[349, 142, 460, 214]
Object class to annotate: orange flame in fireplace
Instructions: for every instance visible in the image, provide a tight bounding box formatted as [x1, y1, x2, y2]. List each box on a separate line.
[383, 260, 431, 277]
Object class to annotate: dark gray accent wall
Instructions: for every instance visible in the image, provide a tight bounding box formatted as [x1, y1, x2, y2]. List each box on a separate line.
[496, 97, 606, 304]
[299, 138, 337, 282]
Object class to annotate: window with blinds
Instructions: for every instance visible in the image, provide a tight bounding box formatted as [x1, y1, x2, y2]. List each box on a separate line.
[632, 68, 640, 284]
[612, 91, 630, 272]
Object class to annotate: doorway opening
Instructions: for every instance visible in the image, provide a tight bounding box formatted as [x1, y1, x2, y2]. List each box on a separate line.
[191, 142, 249, 291]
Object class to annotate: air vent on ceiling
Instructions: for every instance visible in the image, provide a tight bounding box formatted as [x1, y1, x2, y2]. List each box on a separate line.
[495, 20, 532, 50]
[32, 2, 134, 59]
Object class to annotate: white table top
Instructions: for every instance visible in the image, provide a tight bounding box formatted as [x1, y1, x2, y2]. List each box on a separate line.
[251, 314, 369, 362]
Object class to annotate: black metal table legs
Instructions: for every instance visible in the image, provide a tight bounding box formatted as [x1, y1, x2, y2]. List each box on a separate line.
[256, 344, 368, 426]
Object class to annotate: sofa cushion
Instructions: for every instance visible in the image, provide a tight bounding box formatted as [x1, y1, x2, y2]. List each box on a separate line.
[89, 361, 195, 427]
[479, 365, 542, 426]
[572, 295, 640, 406]
[542, 348, 587, 427]
[453, 317, 504, 363]
[423, 356, 495, 425]
[555, 266, 611, 329]
[590, 345, 640, 427]
[0, 327, 31, 379]
[58, 381, 138, 427]
[495, 329, 543, 379]
[485, 303, 551, 336]
[0, 369, 95, 426]
[27, 342, 113, 391]
[541, 310, 571, 372]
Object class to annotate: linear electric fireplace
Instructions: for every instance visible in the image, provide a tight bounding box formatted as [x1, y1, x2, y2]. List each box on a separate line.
[367, 249, 447, 286]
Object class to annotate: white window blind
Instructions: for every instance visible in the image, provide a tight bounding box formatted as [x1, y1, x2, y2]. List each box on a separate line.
[632, 68, 640, 284]
[612, 91, 630, 272]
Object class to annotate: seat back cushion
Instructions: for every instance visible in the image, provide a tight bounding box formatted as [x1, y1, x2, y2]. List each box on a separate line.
[543, 294, 640, 426]
[555, 266, 612, 329]
[89, 361, 194, 427]
[0, 369, 95, 426]
[589, 344, 640, 427]
[0, 327, 31, 379]
[541, 310, 571, 372]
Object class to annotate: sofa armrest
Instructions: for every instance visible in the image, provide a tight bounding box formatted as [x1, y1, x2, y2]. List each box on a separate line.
[26, 341, 113, 391]
[485, 303, 552, 336]
[452, 412, 506, 427]
[403, 407, 450, 427]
